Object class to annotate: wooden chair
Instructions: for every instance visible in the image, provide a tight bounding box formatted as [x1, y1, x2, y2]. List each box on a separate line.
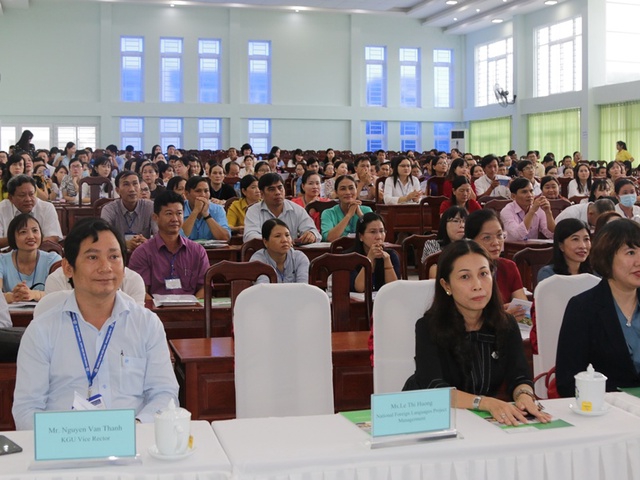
[329, 236, 355, 253]
[93, 197, 115, 218]
[78, 176, 113, 206]
[568, 195, 588, 205]
[204, 260, 278, 337]
[420, 251, 442, 280]
[426, 176, 446, 196]
[308, 252, 372, 332]
[548, 198, 571, 218]
[224, 196, 238, 212]
[40, 239, 64, 257]
[49, 259, 63, 275]
[240, 238, 264, 262]
[419, 196, 448, 234]
[222, 176, 241, 186]
[401, 234, 437, 280]
[512, 247, 553, 293]
[375, 176, 386, 203]
[305, 200, 337, 216]
[557, 176, 571, 198]
[483, 198, 512, 215]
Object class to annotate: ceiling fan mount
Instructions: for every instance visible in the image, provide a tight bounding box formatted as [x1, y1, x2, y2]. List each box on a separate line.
[494, 83, 516, 107]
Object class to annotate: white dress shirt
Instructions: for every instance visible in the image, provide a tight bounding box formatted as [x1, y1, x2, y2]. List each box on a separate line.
[12, 291, 178, 430]
[243, 199, 321, 242]
[0, 198, 63, 240]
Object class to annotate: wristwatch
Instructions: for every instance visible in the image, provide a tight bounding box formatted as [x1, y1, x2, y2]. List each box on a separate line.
[472, 395, 482, 410]
[202, 214, 211, 221]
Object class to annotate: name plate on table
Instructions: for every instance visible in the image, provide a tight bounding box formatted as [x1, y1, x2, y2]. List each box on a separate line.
[33, 409, 136, 462]
[370, 388, 457, 447]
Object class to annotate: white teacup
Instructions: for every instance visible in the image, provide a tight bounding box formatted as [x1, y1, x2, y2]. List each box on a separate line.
[574, 364, 607, 412]
[154, 403, 191, 456]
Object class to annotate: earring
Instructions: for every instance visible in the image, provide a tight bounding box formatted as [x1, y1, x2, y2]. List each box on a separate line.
[446, 290, 451, 296]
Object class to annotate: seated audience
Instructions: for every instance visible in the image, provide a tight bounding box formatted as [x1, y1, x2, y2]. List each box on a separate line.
[516, 160, 541, 196]
[253, 161, 271, 179]
[614, 178, 640, 219]
[128, 191, 209, 298]
[82, 156, 116, 200]
[557, 219, 640, 397]
[439, 176, 482, 214]
[474, 154, 510, 198]
[501, 178, 555, 242]
[12, 217, 178, 430]
[324, 160, 349, 199]
[141, 162, 166, 200]
[537, 218, 592, 283]
[0, 175, 63, 247]
[182, 176, 231, 241]
[555, 198, 616, 233]
[227, 175, 261, 235]
[466, 209, 528, 322]
[321, 175, 373, 242]
[166, 175, 186, 199]
[251, 219, 309, 284]
[100, 171, 157, 252]
[244, 173, 320, 244]
[607, 160, 626, 185]
[539, 175, 567, 201]
[594, 210, 623, 234]
[354, 156, 376, 201]
[291, 171, 329, 230]
[61, 157, 88, 203]
[50, 165, 68, 200]
[0, 154, 25, 200]
[0, 214, 61, 303]
[348, 213, 400, 292]
[422, 206, 468, 278]
[209, 163, 236, 204]
[567, 164, 592, 198]
[443, 158, 474, 198]
[403, 240, 550, 425]
[384, 156, 422, 204]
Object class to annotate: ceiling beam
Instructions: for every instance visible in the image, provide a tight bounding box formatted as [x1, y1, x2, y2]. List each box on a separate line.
[406, 0, 438, 16]
[427, 0, 537, 31]
[420, 0, 488, 24]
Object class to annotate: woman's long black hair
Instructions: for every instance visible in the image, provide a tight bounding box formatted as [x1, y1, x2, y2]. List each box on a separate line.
[549, 218, 592, 275]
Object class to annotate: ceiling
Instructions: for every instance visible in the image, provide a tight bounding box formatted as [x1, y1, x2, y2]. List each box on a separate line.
[0, 0, 560, 34]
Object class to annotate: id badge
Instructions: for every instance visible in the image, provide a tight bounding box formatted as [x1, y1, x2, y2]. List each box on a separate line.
[165, 278, 182, 290]
[87, 394, 107, 410]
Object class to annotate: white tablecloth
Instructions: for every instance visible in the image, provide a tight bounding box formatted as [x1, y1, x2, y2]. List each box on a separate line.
[606, 391, 640, 416]
[212, 398, 640, 480]
[0, 420, 231, 480]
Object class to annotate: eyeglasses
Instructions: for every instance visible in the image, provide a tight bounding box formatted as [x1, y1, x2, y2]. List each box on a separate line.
[447, 218, 465, 224]
[478, 233, 507, 243]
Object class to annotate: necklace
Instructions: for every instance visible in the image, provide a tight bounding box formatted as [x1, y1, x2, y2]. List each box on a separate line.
[622, 300, 638, 327]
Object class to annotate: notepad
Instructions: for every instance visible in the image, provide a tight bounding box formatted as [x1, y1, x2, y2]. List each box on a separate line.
[152, 294, 200, 307]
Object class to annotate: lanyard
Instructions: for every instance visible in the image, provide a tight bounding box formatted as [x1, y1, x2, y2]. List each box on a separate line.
[70, 311, 116, 397]
[162, 251, 180, 278]
[124, 211, 136, 233]
[15, 250, 40, 287]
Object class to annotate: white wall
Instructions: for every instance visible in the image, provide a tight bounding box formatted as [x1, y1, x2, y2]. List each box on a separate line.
[0, 0, 462, 153]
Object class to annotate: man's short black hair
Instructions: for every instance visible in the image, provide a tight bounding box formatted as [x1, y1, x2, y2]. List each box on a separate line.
[258, 173, 283, 191]
[481, 154, 498, 169]
[7, 174, 36, 195]
[509, 177, 531, 194]
[115, 170, 141, 188]
[105, 144, 118, 154]
[154, 190, 185, 214]
[125, 145, 134, 152]
[64, 218, 126, 270]
[185, 175, 209, 192]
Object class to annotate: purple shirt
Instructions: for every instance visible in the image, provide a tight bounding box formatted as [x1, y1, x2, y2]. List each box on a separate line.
[128, 234, 209, 295]
[500, 201, 553, 241]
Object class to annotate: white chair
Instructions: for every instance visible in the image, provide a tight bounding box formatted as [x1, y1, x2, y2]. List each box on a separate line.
[533, 273, 600, 398]
[233, 283, 334, 418]
[373, 280, 436, 394]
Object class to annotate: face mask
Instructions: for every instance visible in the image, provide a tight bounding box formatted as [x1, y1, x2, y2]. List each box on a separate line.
[619, 193, 636, 208]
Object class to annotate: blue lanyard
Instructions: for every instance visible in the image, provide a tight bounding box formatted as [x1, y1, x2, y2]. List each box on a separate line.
[70, 312, 116, 396]
[163, 251, 179, 278]
[124, 211, 136, 233]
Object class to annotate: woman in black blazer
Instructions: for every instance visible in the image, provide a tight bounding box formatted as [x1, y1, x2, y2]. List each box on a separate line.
[556, 219, 640, 397]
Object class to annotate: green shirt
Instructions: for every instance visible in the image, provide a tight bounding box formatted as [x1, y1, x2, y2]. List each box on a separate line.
[320, 204, 373, 241]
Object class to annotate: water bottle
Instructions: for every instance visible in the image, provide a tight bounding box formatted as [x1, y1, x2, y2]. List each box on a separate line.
[234, 181, 241, 197]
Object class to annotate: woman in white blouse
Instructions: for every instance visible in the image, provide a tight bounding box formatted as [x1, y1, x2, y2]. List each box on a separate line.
[383, 156, 422, 205]
[567, 163, 592, 198]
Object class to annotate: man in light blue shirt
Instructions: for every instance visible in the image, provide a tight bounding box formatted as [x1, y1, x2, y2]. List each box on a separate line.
[243, 173, 321, 243]
[182, 176, 231, 241]
[12, 218, 178, 430]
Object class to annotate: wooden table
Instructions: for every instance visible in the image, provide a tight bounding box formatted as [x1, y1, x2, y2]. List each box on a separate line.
[204, 245, 241, 265]
[376, 204, 424, 242]
[170, 331, 372, 422]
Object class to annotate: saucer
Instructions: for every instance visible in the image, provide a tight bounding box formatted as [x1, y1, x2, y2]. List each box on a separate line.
[569, 402, 610, 416]
[148, 444, 196, 461]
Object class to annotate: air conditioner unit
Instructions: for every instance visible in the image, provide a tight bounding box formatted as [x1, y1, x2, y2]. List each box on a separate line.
[449, 129, 468, 153]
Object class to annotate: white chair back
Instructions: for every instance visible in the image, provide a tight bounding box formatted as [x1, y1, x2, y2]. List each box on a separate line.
[233, 283, 334, 418]
[373, 280, 436, 394]
[533, 273, 600, 396]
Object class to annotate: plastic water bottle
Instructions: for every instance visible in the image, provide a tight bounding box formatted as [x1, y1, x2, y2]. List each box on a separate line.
[234, 181, 241, 197]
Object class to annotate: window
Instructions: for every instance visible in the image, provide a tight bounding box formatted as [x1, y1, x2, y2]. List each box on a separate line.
[400, 122, 420, 151]
[161, 38, 183, 102]
[535, 17, 582, 97]
[475, 38, 513, 107]
[528, 109, 580, 158]
[248, 41, 271, 104]
[121, 36, 144, 102]
[19, 127, 51, 150]
[434, 49, 453, 108]
[600, 101, 640, 160]
[365, 46, 386, 107]
[606, 1, 640, 84]
[248, 119, 270, 154]
[160, 118, 183, 152]
[0, 126, 16, 152]
[433, 123, 453, 152]
[365, 121, 387, 151]
[400, 48, 420, 107]
[469, 117, 511, 156]
[199, 39, 221, 103]
[120, 117, 144, 152]
[57, 126, 97, 150]
[199, 119, 221, 150]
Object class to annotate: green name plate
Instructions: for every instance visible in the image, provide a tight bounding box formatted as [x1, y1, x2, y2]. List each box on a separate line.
[34, 409, 136, 461]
